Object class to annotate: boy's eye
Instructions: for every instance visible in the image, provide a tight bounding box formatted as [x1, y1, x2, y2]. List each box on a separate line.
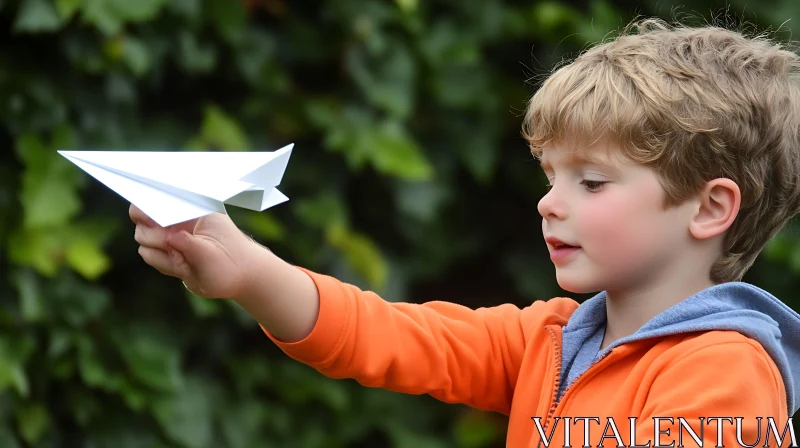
[544, 180, 607, 192]
[580, 180, 607, 191]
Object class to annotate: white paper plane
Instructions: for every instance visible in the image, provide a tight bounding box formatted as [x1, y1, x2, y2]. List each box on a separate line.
[58, 144, 294, 227]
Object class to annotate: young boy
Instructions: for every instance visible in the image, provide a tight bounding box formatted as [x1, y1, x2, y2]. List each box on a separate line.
[130, 19, 800, 447]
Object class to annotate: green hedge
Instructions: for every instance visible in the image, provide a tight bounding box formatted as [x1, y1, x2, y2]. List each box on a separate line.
[1, 0, 798, 446]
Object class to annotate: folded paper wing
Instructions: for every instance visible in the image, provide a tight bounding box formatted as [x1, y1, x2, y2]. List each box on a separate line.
[58, 144, 293, 227]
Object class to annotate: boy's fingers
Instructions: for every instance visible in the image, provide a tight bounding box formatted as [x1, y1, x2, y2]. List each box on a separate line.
[169, 217, 199, 236]
[134, 224, 169, 250]
[137, 246, 192, 279]
[137, 246, 178, 277]
[166, 230, 212, 266]
[129, 204, 157, 227]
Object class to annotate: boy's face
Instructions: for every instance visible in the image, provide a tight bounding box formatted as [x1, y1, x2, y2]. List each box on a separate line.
[537, 140, 696, 294]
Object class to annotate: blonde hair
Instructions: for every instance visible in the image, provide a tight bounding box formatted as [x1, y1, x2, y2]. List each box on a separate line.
[523, 18, 800, 283]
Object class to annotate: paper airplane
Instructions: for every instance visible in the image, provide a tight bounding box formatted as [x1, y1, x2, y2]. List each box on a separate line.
[58, 144, 294, 227]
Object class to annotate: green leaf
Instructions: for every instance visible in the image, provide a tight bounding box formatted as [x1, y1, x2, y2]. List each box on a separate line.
[15, 129, 83, 228]
[245, 212, 285, 242]
[327, 224, 388, 289]
[365, 121, 433, 181]
[105, 73, 136, 103]
[13, 0, 63, 33]
[55, 0, 82, 20]
[178, 31, 218, 73]
[317, 379, 350, 411]
[115, 325, 183, 392]
[274, 362, 351, 411]
[219, 399, 266, 448]
[0, 334, 36, 397]
[15, 403, 50, 444]
[319, 107, 433, 180]
[347, 42, 416, 117]
[235, 29, 277, 86]
[110, 0, 168, 21]
[81, 0, 169, 35]
[121, 36, 152, 76]
[47, 328, 72, 359]
[321, 107, 433, 181]
[77, 0, 123, 34]
[65, 237, 111, 280]
[0, 425, 21, 448]
[185, 289, 221, 317]
[8, 227, 64, 277]
[394, 180, 450, 222]
[226, 356, 271, 394]
[151, 376, 214, 448]
[119, 378, 151, 411]
[77, 343, 107, 388]
[420, 21, 480, 67]
[0, 365, 27, 398]
[75, 336, 123, 392]
[188, 104, 250, 151]
[431, 65, 490, 108]
[68, 217, 119, 246]
[305, 98, 341, 129]
[530, 1, 579, 34]
[206, 0, 246, 45]
[294, 192, 348, 230]
[454, 124, 499, 183]
[0, 346, 28, 398]
[167, 0, 202, 22]
[53, 273, 111, 326]
[395, 0, 418, 13]
[9, 269, 46, 322]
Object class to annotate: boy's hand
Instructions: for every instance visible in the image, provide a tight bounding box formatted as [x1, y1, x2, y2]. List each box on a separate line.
[130, 204, 260, 300]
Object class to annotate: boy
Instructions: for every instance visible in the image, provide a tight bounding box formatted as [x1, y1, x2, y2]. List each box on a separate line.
[130, 19, 800, 447]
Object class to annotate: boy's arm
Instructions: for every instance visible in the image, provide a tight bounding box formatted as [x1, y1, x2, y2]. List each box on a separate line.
[235, 245, 577, 415]
[233, 245, 322, 343]
[633, 340, 791, 448]
[131, 204, 577, 415]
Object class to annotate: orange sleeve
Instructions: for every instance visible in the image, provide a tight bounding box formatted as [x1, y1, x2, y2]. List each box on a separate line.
[634, 340, 791, 448]
[261, 267, 576, 415]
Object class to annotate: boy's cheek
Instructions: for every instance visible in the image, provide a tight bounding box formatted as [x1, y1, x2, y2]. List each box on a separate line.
[580, 208, 649, 261]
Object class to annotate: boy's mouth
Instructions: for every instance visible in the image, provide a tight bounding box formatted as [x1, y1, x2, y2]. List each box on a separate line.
[544, 236, 580, 250]
[551, 244, 581, 252]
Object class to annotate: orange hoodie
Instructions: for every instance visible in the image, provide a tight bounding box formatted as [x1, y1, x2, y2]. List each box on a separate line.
[263, 268, 798, 447]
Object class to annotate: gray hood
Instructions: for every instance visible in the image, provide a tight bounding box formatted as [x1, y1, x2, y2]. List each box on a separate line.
[558, 282, 800, 414]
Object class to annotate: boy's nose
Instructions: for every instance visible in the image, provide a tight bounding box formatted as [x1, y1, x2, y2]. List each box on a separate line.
[537, 186, 568, 220]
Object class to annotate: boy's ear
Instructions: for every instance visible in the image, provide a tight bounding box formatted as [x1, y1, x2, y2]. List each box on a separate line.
[688, 178, 741, 240]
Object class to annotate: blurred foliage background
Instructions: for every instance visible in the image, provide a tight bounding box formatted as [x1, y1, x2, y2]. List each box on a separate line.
[1, 0, 799, 446]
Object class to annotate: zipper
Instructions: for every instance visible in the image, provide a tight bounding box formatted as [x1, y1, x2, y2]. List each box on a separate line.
[536, 326, 614, 448]
[536, 327, 562, 448]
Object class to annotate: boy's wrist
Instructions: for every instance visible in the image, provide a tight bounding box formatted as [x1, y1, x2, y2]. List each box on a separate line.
[230, 237, 321, 342]
[232, 238, 282, 304]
